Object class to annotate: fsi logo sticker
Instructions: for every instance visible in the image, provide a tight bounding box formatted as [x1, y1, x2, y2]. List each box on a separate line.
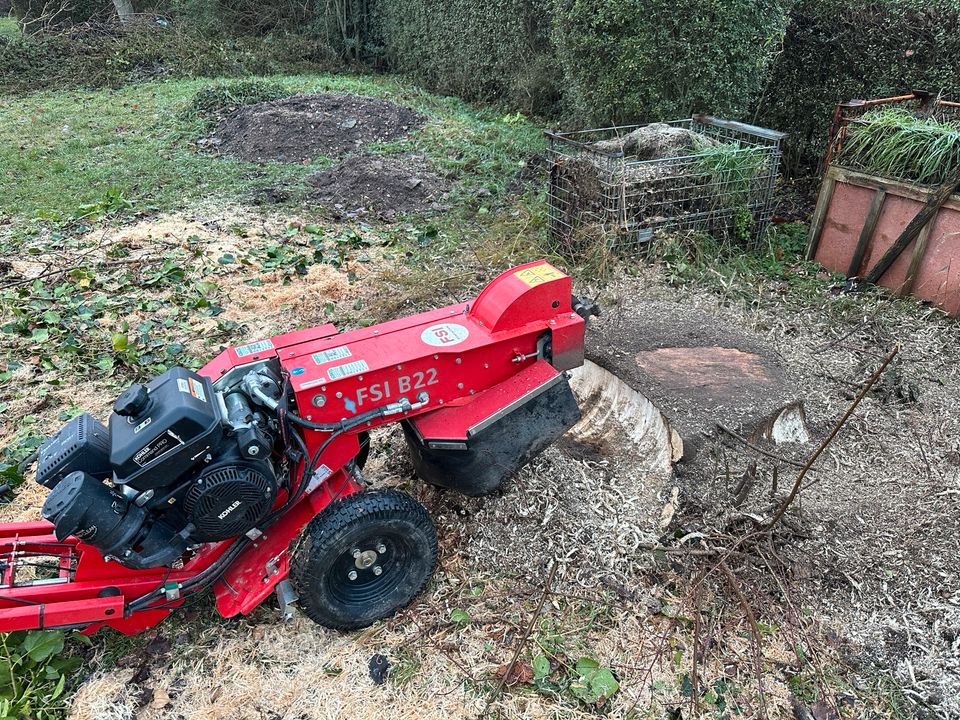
[421, 323, 469, 347]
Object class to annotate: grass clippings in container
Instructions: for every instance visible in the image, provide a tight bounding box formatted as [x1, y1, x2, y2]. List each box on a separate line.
[838, 107, 960, 185]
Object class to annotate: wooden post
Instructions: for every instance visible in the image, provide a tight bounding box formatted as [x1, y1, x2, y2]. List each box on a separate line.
[806, 168, 837, 261]
[847, 189, 885, 277]
[898, 220, 934, 296]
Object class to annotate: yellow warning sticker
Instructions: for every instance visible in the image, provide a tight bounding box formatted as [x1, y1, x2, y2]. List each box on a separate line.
[514, 262, 564, 287]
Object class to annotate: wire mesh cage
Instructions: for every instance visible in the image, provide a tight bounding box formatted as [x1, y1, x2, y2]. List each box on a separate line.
[546, 116, 786, 250]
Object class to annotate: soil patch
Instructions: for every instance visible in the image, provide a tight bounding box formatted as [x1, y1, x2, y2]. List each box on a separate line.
[307, 154, 450, 219]
[210, 93, 423, 164]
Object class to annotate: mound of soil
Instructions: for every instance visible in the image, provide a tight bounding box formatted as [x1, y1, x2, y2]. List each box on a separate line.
[307, 154, 450, 218]
[211, 93, 423, 163]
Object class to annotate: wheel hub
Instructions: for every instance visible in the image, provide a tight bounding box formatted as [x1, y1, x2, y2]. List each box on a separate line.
[354, 549, 378, 570]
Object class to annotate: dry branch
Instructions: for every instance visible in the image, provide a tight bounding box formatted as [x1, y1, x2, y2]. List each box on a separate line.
[479, 561, 557, 718]
[766, 346, 899, 529]
[717, 423, 810, 470]
[719, 560, 769, 720]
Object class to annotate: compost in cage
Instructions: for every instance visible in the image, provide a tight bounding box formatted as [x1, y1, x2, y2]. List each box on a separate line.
[547, 116, 785, 249]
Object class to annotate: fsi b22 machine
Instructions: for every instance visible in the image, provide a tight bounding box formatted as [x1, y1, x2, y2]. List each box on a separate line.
[0, 261, 593, 633]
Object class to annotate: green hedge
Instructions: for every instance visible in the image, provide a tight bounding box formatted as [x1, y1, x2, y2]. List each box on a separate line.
[0, 25, 332, 92]
[551, 0, 790, 126]
[758, 0, 960, 175]
[374, 0, 559, 114]
[7, 0, 960, 179]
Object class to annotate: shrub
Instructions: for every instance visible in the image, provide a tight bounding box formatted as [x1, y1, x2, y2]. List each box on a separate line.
[374, 0, 559, 114]
[10, 0, 111, 31]
[551, 0, 790, 127]
[0, 24, 333, 92]
[757, 0, 960, 176]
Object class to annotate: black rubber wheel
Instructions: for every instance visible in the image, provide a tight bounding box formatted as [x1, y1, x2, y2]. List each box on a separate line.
[292, 489, 438, 630]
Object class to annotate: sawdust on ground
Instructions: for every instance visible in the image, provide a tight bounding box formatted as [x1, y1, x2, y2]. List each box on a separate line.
[4, 213, 955, 718]
[587, 263, 960, 718]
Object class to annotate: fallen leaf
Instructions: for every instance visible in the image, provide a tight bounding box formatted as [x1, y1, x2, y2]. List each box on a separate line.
[495, 661, 533, 686]
[150, 687, 170, 709]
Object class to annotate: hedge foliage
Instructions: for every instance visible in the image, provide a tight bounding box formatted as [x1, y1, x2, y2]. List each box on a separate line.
[0, 24, 332, 92]
[10, 0, 111, 29]
[551, 0, 790, 126]
[757, 0, 960, 174]
[374, 0, 558, 113]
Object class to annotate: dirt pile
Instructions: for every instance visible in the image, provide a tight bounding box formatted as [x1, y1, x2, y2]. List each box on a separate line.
[307, 154, 449, 218]
[210, 93, 423, 163]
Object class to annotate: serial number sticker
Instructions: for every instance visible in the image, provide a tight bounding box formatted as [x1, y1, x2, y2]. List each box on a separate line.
[298, 378, 326, 390]
[306, 464, 333, 494]
[234, 339, 275, 358]
[327, 359, 369, 380]
[514, 262, 564, 287]
[312, 346, 352, 365]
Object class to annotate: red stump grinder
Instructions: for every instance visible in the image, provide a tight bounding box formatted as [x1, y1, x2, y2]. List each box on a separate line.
[0, 261, 596, 634]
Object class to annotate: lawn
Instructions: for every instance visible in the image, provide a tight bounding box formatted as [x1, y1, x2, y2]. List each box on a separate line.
[0, 73, 544, 224]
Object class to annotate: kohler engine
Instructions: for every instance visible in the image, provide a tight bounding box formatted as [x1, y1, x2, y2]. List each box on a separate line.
[37, 365, 284, 569]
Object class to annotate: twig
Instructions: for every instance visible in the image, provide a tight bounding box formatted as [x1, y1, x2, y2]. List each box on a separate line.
[812, 320, 867, 353]
[690, 582, 703, 717]
[766, 346, 898, 529]
[719, 560, 769, 720]
[716, 423, 811, 470]
[0, 256, 156, 289]
[479, 561, 557, 718]
[758, 540, 840, 718]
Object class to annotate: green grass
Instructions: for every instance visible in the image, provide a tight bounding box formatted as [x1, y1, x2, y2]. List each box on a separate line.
[693, 140, 768, 207]
[838, 107, 960, 185]
[649, 222, 834, 300]
[0, 73, 544, 225]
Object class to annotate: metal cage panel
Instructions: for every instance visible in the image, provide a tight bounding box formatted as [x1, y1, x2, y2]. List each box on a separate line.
[547, 116, 786, 249]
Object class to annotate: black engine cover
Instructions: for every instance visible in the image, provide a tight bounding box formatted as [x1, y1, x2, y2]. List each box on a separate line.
[184, 459, 276, 542]
[110, 367, 222, 491]
[36, 413, 111, 489]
